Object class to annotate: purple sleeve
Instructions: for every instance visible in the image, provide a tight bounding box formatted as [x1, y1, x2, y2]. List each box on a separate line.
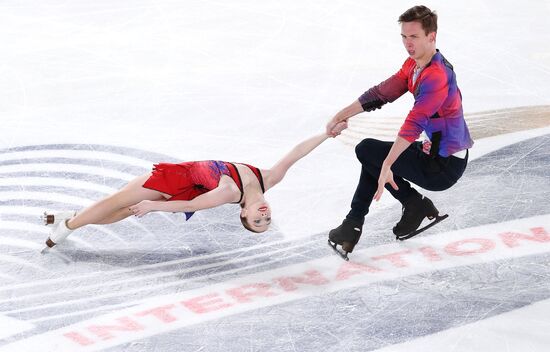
[358, 62, 409, 111]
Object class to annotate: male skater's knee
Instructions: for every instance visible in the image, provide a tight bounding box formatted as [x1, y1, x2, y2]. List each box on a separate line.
[355, 138, 380, 162]
[355, 138, 374, 157]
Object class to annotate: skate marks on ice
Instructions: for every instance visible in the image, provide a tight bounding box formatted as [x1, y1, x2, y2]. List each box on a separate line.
[0, 214, 548, 351]
[0, 134, 549, 351]
[437, 131, 549, 228]
[372, 296, 550, 352]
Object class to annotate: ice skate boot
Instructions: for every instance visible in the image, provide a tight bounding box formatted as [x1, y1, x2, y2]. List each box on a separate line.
[393, 193, 448, 241]
[328, 218, 363, 261]
[42, 210, 76, 226]
[45, 219, 74, 248]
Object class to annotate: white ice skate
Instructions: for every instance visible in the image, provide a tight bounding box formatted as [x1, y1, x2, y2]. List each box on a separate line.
[41, 210, 76, 226]
[45, 219, 74, 248]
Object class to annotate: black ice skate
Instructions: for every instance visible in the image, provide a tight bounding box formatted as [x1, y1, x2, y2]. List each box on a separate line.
[328, 219, 363, 261]
[393, 194, 448, 241]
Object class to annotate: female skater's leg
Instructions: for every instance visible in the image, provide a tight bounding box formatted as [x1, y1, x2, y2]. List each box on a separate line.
[67, 174, 165, 230]
[46, 174, 167, 247]
[93, 207, 134, 224]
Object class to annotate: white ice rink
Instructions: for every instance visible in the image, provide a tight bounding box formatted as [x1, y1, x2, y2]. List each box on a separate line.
[1, 0, 550, 351]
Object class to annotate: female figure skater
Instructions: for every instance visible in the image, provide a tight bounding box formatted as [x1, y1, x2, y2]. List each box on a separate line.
[44, 122, 347, 247]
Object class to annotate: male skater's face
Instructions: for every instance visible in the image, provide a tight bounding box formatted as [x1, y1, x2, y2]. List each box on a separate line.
[400, 21, 436, 62]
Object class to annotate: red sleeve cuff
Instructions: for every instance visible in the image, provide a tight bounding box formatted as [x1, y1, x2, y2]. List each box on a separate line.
[397, 130, 420, 143]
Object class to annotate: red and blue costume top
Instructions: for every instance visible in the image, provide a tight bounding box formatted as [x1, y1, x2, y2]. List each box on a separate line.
[142, 160, 264, 220]
[358, 50, 474, 157]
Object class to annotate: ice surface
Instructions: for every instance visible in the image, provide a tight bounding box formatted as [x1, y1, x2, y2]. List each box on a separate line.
[0, 0, 549, 351]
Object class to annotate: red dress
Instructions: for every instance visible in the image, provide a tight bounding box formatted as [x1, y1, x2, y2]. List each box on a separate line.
[142, 160, 264, 220]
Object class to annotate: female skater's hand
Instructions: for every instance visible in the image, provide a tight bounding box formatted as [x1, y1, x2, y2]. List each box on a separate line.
[129, 200, 155, 217]
[328, 120, 348, 137]
[326, 118, 339, 136]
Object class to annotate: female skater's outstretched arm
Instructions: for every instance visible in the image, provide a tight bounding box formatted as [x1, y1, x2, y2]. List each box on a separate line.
[263, 125, 347, 190]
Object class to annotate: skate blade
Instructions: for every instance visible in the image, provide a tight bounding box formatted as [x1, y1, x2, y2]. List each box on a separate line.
[327, 240, 350, 261]
[396, 214, 448, 241]
[39, 245, 72, 264]
[41, 242, 55, 254]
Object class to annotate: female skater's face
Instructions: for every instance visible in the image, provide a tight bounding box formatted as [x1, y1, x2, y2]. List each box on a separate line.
[243, 201, 272, 232]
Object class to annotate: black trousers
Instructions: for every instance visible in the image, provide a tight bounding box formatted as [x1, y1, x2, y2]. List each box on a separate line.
[346, 138, 468, 223]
